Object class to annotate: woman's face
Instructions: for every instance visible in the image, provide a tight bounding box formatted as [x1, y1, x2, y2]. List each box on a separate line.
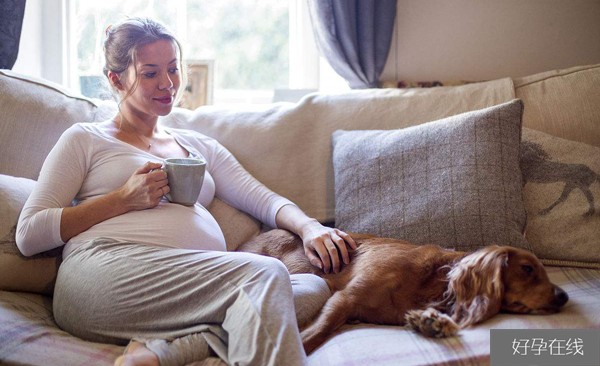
[120, 39, 181, 120]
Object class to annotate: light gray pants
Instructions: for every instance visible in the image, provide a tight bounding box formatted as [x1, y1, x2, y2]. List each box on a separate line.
[53, 238, 331, 366]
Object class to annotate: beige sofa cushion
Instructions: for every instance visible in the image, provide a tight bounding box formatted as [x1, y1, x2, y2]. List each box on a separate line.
[521, 128, 600, 268]
[0, 70, 117, 180]
[162, 78, 516, 222]
[206, 198, 261, 251]
[0, 175, 61, 295]
[514, 63, 600, 148]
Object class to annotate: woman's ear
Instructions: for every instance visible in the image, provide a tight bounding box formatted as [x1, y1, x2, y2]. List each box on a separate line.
[443, 246, 508, 328]
[107, 71, 124, 91]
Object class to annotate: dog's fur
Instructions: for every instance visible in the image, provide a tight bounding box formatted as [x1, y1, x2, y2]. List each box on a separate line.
[237, 229, 569, 354]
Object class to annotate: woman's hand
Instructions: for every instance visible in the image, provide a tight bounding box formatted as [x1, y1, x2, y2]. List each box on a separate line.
[299, 220, 357, 274]
[117, 162, 170, 211]
[275, 204, 357, 274]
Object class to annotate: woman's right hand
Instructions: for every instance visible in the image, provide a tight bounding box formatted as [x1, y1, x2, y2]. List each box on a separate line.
[117, 162, 170, 211]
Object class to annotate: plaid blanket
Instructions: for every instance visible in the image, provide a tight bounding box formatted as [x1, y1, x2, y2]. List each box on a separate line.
[1, 267, 599, 366]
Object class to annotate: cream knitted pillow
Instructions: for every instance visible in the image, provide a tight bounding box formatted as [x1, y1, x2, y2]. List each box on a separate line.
[521, 128, 600, 268]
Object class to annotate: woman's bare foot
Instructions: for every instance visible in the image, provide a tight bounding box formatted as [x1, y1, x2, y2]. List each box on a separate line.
[114, 341, 159, 366]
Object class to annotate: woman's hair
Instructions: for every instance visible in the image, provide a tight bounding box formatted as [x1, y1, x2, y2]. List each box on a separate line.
[103, 17, 186, 105]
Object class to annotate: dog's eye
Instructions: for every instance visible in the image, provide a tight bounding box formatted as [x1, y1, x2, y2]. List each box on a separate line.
[521, 265, 534, 274]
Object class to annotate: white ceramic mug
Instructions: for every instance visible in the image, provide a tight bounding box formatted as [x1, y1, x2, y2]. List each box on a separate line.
[161, 158, 206, 206]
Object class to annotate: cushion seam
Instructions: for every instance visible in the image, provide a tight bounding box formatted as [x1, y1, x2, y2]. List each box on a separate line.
[514, 64, 600, 89]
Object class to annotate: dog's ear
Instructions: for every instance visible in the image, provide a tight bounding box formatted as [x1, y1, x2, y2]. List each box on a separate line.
[442, 246, 508, 327]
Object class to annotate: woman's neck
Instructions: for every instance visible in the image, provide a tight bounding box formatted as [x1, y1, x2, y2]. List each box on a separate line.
[115, 111, 159, 138]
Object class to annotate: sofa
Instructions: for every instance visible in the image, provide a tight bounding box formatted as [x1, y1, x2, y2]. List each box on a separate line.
[1, 63, 599, 366]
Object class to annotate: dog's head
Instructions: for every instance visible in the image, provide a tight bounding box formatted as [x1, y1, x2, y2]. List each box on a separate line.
[500, 247, 568, 315]
[443, 246, 568, 327]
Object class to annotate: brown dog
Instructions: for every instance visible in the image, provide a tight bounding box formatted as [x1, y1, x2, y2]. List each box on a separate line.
[237, 229, 569, 354]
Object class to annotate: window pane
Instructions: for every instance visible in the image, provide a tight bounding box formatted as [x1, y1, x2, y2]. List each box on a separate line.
[75, 0, 289, 101]
[186, 0, 289, 90]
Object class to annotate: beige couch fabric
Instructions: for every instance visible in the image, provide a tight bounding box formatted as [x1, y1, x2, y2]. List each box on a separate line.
[521, 128, 600, 268]
[0, 70, 117, 180]
[515, 63, 600, 148]
[0, 175, 61, 295]
[206, 197, 261, 251]
[162, 78, 516, 222]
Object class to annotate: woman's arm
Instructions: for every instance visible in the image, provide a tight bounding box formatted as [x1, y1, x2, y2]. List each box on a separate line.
[17, 125, 168, 256]
[275, 204, 356, 274]
[58, 191, 127, 243]
[200, 135, 356, 273]
[58, 162, 167, 243]
[17, 127, 89, 255]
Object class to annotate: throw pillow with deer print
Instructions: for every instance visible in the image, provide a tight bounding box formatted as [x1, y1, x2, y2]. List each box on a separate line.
[521, 128, 600, 268]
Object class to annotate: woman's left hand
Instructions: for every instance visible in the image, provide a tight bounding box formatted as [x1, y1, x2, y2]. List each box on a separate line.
[299, 220, 357, 274]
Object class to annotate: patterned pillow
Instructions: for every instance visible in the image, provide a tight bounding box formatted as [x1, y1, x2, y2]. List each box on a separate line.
[332, 99, 531, 252]
[0, 175, 61, 295]
[521, 128, 600, 268]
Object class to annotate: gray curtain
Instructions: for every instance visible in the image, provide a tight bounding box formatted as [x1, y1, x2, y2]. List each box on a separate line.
[0, 0, 27, 69]
[308, 0, 397, 89]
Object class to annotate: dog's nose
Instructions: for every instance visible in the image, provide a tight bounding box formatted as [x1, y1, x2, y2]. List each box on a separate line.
[553, 287, 569, 307]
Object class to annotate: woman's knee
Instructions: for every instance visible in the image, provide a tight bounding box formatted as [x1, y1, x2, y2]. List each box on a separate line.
[256, 256, 291, 287]
[236, 252, 289, 278]
[290, 273, 331, 328]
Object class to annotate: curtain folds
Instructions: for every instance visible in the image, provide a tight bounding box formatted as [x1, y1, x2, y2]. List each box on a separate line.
[0, 0, 27, 70]
[308, 0, 397, 89]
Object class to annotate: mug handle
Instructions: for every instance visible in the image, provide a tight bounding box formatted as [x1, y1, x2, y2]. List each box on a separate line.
[159, 162, 173, 202]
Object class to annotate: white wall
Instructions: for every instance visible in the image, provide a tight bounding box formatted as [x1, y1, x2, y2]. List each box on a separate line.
[380, 0, 600, 82]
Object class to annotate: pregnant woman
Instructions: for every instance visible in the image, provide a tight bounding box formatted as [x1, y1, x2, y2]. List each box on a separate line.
[17, 17, 355, 366]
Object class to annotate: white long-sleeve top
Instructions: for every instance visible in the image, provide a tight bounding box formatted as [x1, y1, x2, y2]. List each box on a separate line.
[16, 122, 294, 259]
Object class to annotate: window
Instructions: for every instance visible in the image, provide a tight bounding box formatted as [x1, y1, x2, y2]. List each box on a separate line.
[73, 0, 348, 105]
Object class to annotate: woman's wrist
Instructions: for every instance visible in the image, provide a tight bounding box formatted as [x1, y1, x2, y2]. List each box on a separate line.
[297, 218, 321, 238]
[109, 188, 131, 215]
[275, 204, 319, 237]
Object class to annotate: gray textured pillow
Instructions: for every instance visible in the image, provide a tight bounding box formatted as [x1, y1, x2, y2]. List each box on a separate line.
[332, 99, 531, 252]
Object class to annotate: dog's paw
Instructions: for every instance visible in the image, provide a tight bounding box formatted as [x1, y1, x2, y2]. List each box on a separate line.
[404, 308, 459, 338]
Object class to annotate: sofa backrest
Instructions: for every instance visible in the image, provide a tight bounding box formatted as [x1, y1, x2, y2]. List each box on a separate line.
[515, 63, 600, 148]
[0, 70, 117, 180]
[2, 64, 598, 223]
[162, 78, 516, 222]
[0, 69, 516, 222]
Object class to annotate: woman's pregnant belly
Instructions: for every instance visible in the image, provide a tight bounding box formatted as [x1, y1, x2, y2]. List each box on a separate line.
[64, 200, 226, 258]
